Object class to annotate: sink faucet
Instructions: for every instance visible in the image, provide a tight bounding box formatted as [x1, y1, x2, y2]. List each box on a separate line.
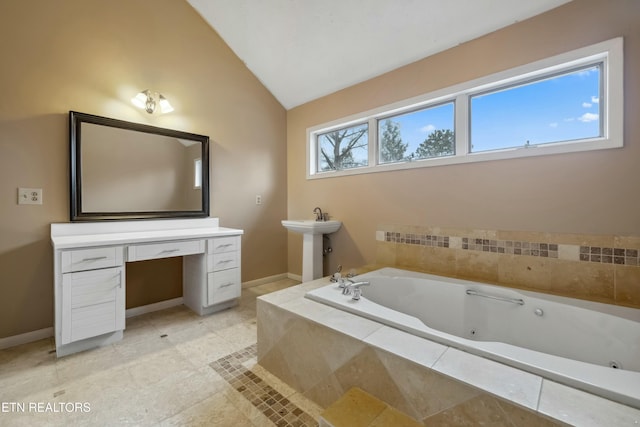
[313, 207, 323, 221]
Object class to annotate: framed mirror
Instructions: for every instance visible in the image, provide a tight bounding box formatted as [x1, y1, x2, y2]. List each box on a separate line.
[69, 111, 210, 221]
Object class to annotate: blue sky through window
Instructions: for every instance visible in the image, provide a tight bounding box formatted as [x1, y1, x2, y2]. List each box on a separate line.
[470, 64, 601, 152]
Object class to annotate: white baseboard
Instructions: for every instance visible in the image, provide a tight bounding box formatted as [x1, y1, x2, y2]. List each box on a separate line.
[125, 297, 184, 318]
[1, 275, 305, 350]
[242, 273, 291, 289]
[0, 327, 54, 350]
[287, 272, 303, 282]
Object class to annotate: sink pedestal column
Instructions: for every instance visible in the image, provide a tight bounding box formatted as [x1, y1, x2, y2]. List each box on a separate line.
[302, 233, 323, 282]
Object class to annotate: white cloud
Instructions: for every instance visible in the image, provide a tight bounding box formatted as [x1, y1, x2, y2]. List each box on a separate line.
[582, 102, 592, 108]
[420, 124, 435, 133]
[549, 122, 558, 128]
[591, 96, 600, 104]
[578, 112, 599, 123]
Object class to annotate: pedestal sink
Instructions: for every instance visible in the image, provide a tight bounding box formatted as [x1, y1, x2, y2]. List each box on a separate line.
[282, 220, 342, 282]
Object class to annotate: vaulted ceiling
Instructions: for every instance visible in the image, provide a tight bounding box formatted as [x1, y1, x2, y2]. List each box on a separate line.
[187, 0, 571, 109]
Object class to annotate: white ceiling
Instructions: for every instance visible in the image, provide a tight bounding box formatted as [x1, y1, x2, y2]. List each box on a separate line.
[187, 0, 571, 110]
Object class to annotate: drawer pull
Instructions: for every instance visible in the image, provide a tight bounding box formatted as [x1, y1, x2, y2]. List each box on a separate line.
[216, 259, 233, 265]
[219, 282, 235, 289]
[82, 256, 108, 262]
[160, 248, 180, 253]
[216, 243, 233, 250]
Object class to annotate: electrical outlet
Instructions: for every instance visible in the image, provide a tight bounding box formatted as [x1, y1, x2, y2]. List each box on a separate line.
[18, 188, 43, 205]
[255, 195, 262, 205]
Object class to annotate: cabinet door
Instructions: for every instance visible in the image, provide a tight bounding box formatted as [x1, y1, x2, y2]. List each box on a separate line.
[207, 269, 241, 306]
[61, 267, 125, 344]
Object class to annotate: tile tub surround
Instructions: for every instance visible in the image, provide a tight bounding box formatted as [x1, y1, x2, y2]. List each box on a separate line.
[257, 278, 640, 426]
[376, 226, 640, 309]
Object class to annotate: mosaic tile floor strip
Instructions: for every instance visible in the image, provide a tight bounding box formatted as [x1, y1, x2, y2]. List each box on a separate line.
[210, 344, 317, 427]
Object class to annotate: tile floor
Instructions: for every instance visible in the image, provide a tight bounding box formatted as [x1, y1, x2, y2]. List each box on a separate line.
[0, 278, 324, 426]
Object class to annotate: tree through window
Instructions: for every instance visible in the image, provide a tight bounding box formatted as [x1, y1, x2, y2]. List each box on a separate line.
[317, 123, 368, 171]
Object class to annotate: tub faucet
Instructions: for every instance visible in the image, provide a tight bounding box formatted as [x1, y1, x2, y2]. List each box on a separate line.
[341, 280, 370, 297]
[313, 207, 323, 221]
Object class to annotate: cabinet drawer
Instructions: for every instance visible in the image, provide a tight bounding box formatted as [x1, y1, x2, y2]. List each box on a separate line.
[208, 251, 239, 272]
[61, 246, 123, 273]
[207, 269, 240, 306]
[128, 239, 205, 262]
[208, 236, 239, 254]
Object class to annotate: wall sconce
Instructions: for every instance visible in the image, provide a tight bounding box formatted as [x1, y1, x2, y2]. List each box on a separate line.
[131, 89, 174, 114]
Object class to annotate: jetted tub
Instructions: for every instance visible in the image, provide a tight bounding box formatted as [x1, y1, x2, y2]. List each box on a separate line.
[305, 267, 640, 409]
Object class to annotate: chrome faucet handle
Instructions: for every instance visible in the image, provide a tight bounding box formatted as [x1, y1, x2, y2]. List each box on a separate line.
[337, 277, 347, 288]
[349, 281, 370, 289]
[352, 288, 362, 300]
[341, 285, 352, 295]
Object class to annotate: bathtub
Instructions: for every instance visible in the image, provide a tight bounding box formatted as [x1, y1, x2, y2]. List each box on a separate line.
[305, 267, 640, 409]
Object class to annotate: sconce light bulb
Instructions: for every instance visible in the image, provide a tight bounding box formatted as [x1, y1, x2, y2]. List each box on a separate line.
[131, 91, 148, 109]
[132, 89, 172, 114]
[159, 95, 174, 114]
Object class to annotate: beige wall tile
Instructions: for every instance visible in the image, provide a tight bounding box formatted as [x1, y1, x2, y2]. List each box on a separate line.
[396, 244, 424, 271]
[615, 266, 640, 307]
[455, 251, 499, 283]
[376, 242, 397, 266]
[421, 247, 457, 277]
[497, 256, 553, 293]
[545, 260, 615, 303]
[615, 236, 640, 250]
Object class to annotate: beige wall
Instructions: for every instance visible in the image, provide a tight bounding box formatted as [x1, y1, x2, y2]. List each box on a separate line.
[0, 0, 288, 338]
[286, 0, 640, 278]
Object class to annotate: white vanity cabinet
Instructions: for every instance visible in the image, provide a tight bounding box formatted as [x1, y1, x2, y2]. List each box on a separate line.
[207, 236, 241, 306]
[183, 235, 242, 315]
[51, 218, 243, 357]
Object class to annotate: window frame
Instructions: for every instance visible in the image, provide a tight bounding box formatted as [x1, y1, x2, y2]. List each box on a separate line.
[306, 38, 623, 179]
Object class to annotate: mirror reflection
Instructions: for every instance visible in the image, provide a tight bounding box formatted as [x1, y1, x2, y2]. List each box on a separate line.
[70, 111, 210, 221]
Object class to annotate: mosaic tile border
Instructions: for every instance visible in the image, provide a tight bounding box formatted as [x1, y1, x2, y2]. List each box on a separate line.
[381, 231, 640, 266]
[210, 344, 317, 427]
[579, 246, 639, 266]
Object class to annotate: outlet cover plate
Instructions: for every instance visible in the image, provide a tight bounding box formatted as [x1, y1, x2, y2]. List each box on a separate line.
[18, 188, 42, 205]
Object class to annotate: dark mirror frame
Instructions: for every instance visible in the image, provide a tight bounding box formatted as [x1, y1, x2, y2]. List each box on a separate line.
[69, 111, 210, 221]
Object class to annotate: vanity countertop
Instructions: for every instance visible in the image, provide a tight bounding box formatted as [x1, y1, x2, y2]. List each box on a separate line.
[51, 218, 243, 250]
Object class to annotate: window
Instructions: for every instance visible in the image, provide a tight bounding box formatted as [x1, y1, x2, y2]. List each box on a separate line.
[316, 123, 368, 172]
[307, 38, 622, 179]
[194, 158, 202, 189]
[470, 64, 602, 152]
[378, 102, 455, 164]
